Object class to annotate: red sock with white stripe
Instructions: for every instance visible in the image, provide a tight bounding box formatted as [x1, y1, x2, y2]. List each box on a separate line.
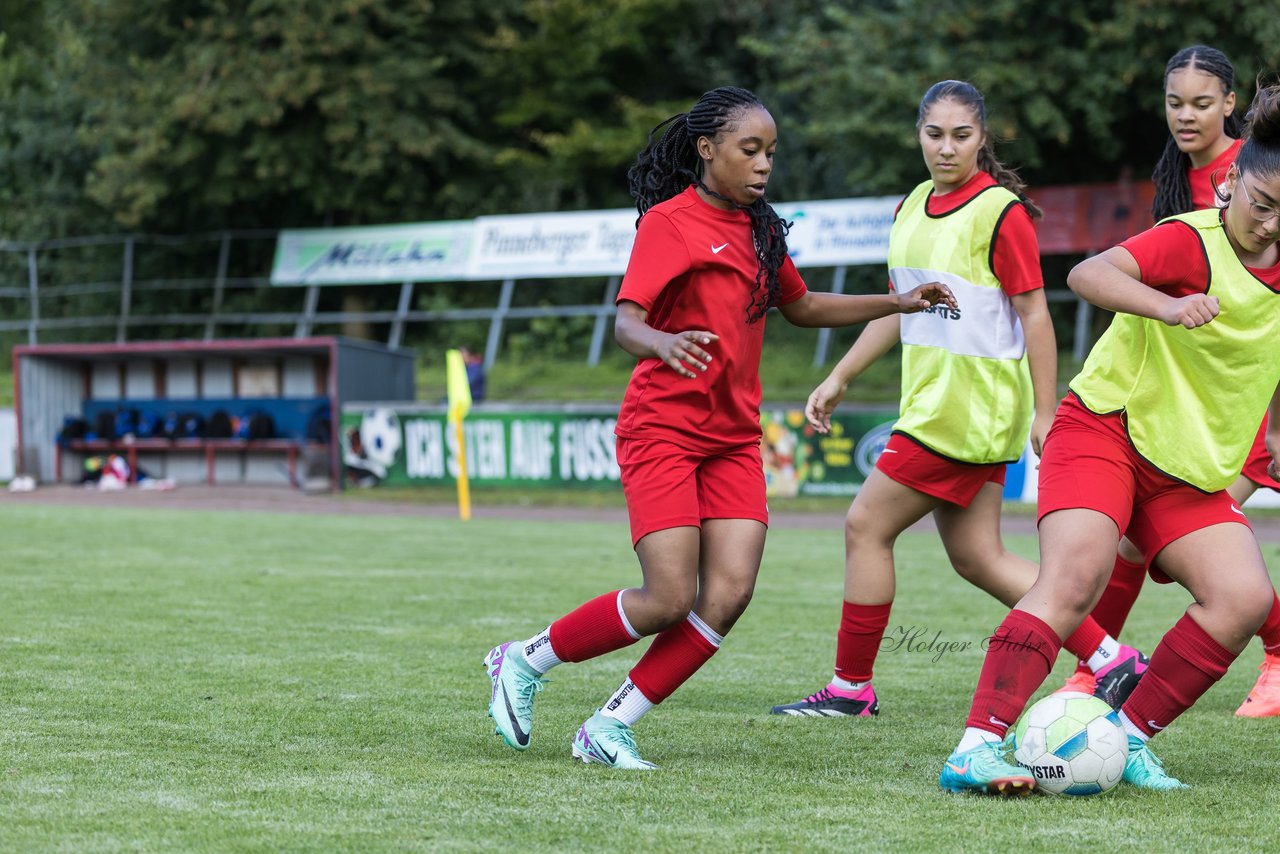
[541, 590, 641, 671]
[1120, 612, 1237, 738]
[623, 612, 722, 720]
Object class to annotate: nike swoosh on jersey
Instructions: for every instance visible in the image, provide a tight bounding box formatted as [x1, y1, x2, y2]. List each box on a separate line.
[711, 243, 729, 254]
[1231, 505, 1246, 517]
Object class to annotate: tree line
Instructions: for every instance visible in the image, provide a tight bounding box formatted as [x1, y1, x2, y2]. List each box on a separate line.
[1, 1, 1275, 354]
[5, 0, 1277, 238]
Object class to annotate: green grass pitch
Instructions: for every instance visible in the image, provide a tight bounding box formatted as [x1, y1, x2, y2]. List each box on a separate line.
[1, 503, 1277, 851]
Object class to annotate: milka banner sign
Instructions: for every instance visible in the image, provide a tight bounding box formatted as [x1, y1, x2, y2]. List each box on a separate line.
[271, 195, 902, 284]
[271, 220, 473, 285]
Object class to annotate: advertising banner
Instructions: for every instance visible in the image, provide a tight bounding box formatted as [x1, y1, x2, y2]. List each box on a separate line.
[774, 197, 899, 268]
[466, 209, 639, 279]
[271, 221, 473, 285]
[339, 404, 905, 496]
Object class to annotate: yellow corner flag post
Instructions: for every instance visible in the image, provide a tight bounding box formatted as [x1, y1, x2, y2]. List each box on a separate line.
[446, 349, 473, 521]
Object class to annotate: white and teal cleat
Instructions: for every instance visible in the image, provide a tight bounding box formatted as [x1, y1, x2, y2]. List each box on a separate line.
[571, 711, 658, 770]
[1122, 736, 1187, 790]
[484, 641, 545, 751]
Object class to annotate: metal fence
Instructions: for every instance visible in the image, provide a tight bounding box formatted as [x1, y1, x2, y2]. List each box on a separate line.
[0, 232, 1099, 366]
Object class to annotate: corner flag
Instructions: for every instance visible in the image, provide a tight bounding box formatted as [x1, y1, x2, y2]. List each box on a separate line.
[445, 349, 472, 520]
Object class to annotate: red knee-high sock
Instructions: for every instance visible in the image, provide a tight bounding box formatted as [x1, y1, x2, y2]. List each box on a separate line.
[834, 601, 892, 683]
[1062, 616, 1107, 662]
[629, 619, 719, 704]
[1073, 554, 1146, 677]
[965, 610, 1062, 736]
[1121, 612, 1237, 738]
[548, 590, 639, 663]
[1257, 591, 1280, 655]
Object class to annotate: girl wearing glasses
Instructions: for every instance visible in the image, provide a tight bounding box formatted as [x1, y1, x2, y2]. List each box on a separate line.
[1058, 45, 1280, 720]
[939, 81, 1280, 795]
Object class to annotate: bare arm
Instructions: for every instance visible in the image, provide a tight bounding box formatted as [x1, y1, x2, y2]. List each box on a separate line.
[613, 300, 719, 379]
[1009, 288, 1059, 455]
[1066, 247, 1219, 328]
[778, 282, 957, 328]
[804, 316, 901, 433]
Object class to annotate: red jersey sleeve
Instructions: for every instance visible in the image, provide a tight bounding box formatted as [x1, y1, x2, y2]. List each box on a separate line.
[617, 211, 692, 310]
[991, 203, 1043, 296]
[1118, 220, 1210, 296]
[776, 254, 808, 306]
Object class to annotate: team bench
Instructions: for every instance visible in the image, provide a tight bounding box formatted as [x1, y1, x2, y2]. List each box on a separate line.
[57, 397, 331, 486]
[56, 437, 325, 486]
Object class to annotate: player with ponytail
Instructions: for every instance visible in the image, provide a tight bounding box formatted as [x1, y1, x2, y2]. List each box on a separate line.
[483, 86, 955, 770]
[941, 81, 1280, 795]
[1058, 45, 1280, 720]
[771, 80, 1140, 727]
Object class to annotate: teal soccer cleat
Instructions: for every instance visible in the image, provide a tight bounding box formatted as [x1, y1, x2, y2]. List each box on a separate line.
[484, 642, 545, 751]
[939, 741, 1035, 796]
[1122, 736, 1187, 790]
[571, 711, 658, 770]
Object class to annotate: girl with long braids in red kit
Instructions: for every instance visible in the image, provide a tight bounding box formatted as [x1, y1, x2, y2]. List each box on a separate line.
[483, 86, 955, 770]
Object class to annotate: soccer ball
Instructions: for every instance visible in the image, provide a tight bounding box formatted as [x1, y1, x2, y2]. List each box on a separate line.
[1011, 692, 1127, 796]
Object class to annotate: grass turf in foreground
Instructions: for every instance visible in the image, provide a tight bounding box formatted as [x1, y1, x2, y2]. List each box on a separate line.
[1, 504, 1277, 852]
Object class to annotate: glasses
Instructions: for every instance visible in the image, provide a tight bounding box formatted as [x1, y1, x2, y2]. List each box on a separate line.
[1237, 180, 1280, 223]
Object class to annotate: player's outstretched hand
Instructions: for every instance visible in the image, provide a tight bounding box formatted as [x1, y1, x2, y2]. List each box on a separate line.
[1162, 293, 1219, 328]
[898, 282, 958, 314]
[805, 375, 848, 434]
[657, 330, 718, 378]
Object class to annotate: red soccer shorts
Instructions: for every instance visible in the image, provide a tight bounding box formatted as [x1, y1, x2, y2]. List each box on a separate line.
[874, 432, 1006, 508]
[1241, 418, 1280, 492]
[616, 436, 768, 546]
[1037, 395, 1250, 582]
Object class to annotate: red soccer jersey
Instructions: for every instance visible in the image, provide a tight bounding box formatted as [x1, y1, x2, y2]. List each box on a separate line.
[888, 171, 1043, 296]
[615, 186, 807, 451]
[1188, 138, 1242, 212]
[1120, 211, 1280, 294]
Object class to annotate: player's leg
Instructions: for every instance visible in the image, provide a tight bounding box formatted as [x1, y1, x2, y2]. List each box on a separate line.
[575, 445, 768, 769]
[571, 526, 705, 770]
[770, 465, 937, 717]
[939, 506, 1119, 795]
[486, 437, 699, 752]
[1061, 535, 1149, 694]
[1117, 520, 1271, 788]
[1227, 474, 1280, 716]
[936, 482, 1146, 704]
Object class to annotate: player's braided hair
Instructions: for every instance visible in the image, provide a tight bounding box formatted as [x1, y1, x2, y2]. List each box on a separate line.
[1233, 82, 1280, 183]
[627, 86, 791, 324]
[917, 80, 1042, 219]
[1152, 46, 1243, 220]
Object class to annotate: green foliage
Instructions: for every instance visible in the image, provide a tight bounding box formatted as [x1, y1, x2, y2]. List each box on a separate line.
[746, 0, 1280, 200]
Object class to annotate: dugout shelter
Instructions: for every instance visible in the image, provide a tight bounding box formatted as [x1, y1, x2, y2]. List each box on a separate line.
[14, 336, 415, 488]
